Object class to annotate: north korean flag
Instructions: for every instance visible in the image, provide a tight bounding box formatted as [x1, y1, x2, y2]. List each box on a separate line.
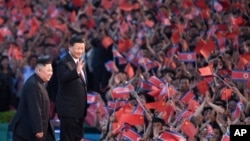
[180, 90, 195, 104]
[158, 130, 186, 141]
[148, 76, 165, 89]
[137, 80, 152, 91]
[87, 92, 99, 104]
[122, 128, 142, 141]
[231, 70, 250, 80]
[178, 52, 196, 62]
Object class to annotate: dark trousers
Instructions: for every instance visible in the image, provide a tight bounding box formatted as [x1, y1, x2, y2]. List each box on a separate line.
[13, 130, 54, 141]
[59, 117, 84, 141]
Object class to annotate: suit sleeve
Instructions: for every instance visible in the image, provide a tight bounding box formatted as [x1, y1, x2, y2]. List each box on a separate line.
[25, 83, 43, 134]
[57, 60, 80, 83]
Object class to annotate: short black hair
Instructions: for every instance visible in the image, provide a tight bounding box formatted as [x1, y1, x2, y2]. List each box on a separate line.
[37, 57, 52, 66]
[152, 117, 165, 125]
[69, 35, 85, 46]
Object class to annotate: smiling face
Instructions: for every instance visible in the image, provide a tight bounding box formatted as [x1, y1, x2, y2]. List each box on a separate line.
[69, 43, 85, 60]
[38, 64, 53, 82]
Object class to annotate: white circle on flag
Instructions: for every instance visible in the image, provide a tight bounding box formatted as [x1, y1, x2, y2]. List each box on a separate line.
[90, 97, 95, 102]
[243, 73, 249, 79]
[187, 54, 192, 60]
[120, 102, 125, 106]
[125, 88, 129, 92]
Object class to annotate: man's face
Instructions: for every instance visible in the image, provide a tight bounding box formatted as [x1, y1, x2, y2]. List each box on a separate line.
[153, 122, 163, 132]
[180, 78, 190, 92]
[69, 43, 85, 59]
[39, 64, 53, 82]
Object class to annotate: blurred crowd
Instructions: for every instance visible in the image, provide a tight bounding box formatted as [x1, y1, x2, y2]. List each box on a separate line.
[1, 0, 250, 140]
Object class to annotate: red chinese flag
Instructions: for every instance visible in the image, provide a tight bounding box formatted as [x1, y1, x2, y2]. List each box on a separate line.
[198, 66, 213, 76]
[240, 52, 250, 62]
[21, 6, 32, 16]
[102, 36, 113, 49]
[145, 101, 166, 112]
[86, 5, 93, 17]
[148, 86, 161, 97]
[200, 39, 216, 59]
[55, 24, 68, 33]
[200, 9, 210, 19]
[226, 31, 239, 39]
[221, 88, 232, 101]
[197, 80, 209, 95]
[101, 0, 113, 9]
[196, 0, 208, 9]
[171, 30, 180, 44]
[145, 20, 154, 28]
[231, 16, 245, 26]
[119, 1, 134, 11]
[119, 114, 144, 126]
[117, 39, 133, 53]
[133, 3, 140, 10]
[182, 0, 193, 9]
[181, 120, 197, 139]
[195, 38, 206, 53]
[125, 63, 134, 79]
[73, 0, 84, 7]
[187, 99, 200, 112]
[219, 0, 231, 10]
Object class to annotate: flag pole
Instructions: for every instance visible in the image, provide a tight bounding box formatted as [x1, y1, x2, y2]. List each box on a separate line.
[131, 91, 150, 116]
[213, 73, 230, 109]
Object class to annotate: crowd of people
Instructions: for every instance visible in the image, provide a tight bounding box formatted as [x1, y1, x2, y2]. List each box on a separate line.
[1, 0, 250, 140]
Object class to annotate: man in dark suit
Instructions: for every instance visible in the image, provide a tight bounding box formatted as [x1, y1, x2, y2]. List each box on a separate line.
[10, 58, 55, 141]
[55, 35, 87, 141]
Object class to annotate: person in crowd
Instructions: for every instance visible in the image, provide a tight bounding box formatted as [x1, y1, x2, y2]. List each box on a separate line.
[10, 58, 55, 141]
[56, 35, 88, 141]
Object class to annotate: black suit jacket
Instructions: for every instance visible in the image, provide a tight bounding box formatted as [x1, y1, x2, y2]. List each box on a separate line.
[10, 74, 55, 141]
[56, 53, 87, 118]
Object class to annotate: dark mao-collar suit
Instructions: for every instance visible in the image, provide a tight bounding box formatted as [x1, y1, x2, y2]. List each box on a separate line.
[10, 74, 55, 141]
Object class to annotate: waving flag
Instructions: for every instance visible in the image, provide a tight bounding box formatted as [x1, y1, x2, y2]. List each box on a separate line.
[158, 130, 186, 141]
[198, 66, 213, 76]
[105, 61, 118, 72]
[122, 128, 142, 141]
[111, 84, 134, 99]
[119, 114, 144, 126]
[108, 100, 129, 109]
[132, 104, 145, 115]
[221, 88, 232, 101]
[148, 76, 165, 88]
[180, 90, 195, 104]
[87, 92, 99, 104]
[137, 80, 152, 91]
[145, 101, 166, 112]
[178, 52, 196, 62]
[181, 119, 197, 139]
[231, 71, 250, 81]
